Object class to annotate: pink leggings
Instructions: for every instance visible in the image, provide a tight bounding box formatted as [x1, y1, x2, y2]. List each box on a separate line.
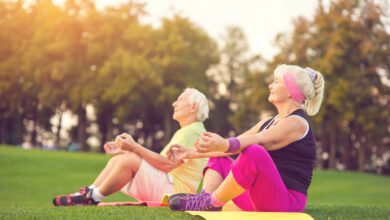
[204, 144, 307, 212]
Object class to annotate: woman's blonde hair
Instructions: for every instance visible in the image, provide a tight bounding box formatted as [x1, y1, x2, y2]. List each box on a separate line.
[274, 64, 325, 116]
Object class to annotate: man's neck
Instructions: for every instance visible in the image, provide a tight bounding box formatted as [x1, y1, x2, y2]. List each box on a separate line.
[179, 117, 198, 128]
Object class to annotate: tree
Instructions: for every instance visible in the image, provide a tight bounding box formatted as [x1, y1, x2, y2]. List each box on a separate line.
[268, 0, 390, 171]
[0, 1, 41, 146]
[207, 26, 263, 135]
[151, 15, 219, 144]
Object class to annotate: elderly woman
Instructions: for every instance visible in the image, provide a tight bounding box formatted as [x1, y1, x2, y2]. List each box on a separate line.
[167, 64, 325, 212]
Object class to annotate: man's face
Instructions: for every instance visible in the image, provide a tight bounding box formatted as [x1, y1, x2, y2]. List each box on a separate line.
[172, 91, 193, 122]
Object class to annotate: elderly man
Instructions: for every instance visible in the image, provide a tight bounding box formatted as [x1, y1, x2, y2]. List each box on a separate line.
[53, 88, 209, 206]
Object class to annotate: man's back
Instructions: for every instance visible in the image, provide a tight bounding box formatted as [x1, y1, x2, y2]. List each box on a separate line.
[160, 121, 207, 193]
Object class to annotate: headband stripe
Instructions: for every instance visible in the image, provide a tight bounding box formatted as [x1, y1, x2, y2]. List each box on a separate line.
[283, 73, 305, 103]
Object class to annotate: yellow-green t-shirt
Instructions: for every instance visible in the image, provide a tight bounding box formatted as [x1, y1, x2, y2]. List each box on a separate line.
[160, 122, 207, 194]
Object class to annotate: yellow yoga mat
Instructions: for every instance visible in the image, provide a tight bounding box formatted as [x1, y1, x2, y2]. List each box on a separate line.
[163, 195, 313, 220]
[187, 211, 314, 220]
[187, 201, 313, 220]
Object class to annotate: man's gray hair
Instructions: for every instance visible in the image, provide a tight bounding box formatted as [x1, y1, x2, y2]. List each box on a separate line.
[184, 88, 209, 122]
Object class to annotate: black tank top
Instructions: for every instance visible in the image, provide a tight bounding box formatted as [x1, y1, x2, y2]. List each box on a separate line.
[259, 109, 316, 195]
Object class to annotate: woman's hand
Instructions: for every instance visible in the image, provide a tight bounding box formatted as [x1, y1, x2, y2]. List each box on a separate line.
[195, 132, 229, 153]
[115, 133, 138, 151]
[104, 141, 123, 155]
[166, 144, 189, 162]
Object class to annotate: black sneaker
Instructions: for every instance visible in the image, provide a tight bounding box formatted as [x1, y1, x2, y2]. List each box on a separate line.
[53, 187, 99, 206]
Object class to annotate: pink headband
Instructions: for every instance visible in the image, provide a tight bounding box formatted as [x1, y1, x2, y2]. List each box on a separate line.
[283, 72, 305, 103]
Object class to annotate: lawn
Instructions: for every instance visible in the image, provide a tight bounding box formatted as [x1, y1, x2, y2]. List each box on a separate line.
[0, 146, 389, 219]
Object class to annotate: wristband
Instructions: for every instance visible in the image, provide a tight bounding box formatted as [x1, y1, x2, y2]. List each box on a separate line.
[226, 137, 240, 153]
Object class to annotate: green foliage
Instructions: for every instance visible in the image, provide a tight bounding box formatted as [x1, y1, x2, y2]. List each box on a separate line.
[207, 26, 264, 134]
[0, 1, 218, 150]
[264, 0, 390, 171]
[155, 15, 219, 102]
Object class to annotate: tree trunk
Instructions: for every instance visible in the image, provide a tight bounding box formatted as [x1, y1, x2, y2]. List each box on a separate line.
[315, 124, 325, 169]
[0, 115, 15, 144]
[77, 105, 88, 151]
[328, 120, 337, 169]
[0, 116, 5, 144]
[99, 117, 112, 153]
[347, 124, 361, 171]
[55, 110, 63, 147]
[97, 106, 113, 153]
[31, 105, 38, 147]
[0, 117, 12, 144]
[341, 134, 353, 170]
[357, 144, 365, 172]
[357, 132, 366, 172]
[320, 121, 330, 168]
[163, 107, 173, 144]
[100, 126, 107, 153]
[13, 113, 23, 145]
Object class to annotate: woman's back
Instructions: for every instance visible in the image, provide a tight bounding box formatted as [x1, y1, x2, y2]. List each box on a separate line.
[260, 109, 316, 195]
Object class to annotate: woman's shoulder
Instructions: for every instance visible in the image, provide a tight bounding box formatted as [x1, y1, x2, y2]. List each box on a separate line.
[285, 114, 310, 140]
[260, 116, 274, 125]
[257, 116, 274, 131]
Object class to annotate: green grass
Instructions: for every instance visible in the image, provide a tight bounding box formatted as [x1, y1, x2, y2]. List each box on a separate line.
[308, 170, 390, 205]
[0, 146, 389, 219]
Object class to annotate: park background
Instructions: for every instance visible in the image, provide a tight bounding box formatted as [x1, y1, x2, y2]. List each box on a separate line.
[0, 0, 389, 219]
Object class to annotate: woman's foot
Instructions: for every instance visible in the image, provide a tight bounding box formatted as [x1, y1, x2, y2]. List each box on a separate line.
[169, 191, 222, 211]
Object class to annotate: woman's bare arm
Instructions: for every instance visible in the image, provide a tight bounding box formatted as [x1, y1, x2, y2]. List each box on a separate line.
[237, 116, 307, 152]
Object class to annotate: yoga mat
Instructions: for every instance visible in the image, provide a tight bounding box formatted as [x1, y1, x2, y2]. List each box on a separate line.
[98, 201, 166, 207]
[187, 211, 314, 220]
[98, 194, 171, 207]
[98, 195, 313, 220]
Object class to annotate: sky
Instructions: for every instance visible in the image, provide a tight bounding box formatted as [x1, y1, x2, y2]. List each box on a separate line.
[53, 0, 331, 60]
[135, 0, 329, 60]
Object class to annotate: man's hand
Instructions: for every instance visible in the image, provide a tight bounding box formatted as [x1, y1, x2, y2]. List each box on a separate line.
[195, 132, 229, 153]
[115, 133, 138, 152]
[166, 144, 189, 162]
